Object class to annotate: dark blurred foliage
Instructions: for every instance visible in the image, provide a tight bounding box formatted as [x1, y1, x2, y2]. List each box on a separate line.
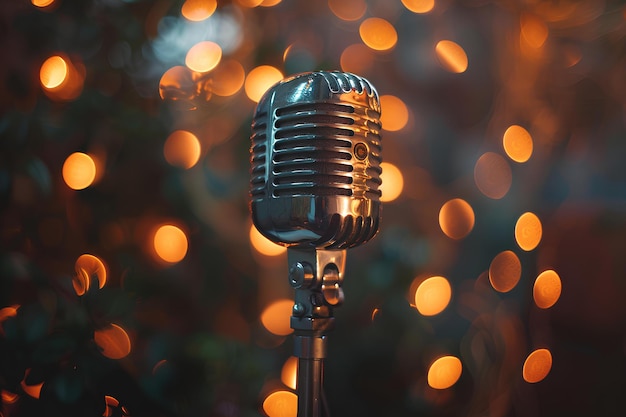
[1, 1, 626, 417]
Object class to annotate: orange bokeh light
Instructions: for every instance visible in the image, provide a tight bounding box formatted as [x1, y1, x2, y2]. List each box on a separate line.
[262, 390, 298, 417]
[474, 152, 512, 199]
[0, 305, 19, 323]
[414, 276, 451, 316]
[340, 43, 374, 75]
[402, 0, 435, 13]
[211, 59, 246, 96]
[244, 65, 283, 103]
[153, 224, 188, 263]
[379, 162, 403, 202]
[237, 0, 264, 6]
[40, 55, 67, 89]
[164, 130, 201, 169]
[515, 212, 542, 251]
[523, 348, 552, 383]
[1, 390, 18, 404]
[250, 224, 286, 256]
[181, 0, 217, 21]
[427, 356, 462, 389]
[359, 18, 398, 52]
[503, 125, 533, 163]
[328, 0, 367, 21]
[62, 152, 96, 190]
[380, 95, 409, 132]
[488, 250, 522, 293]
[94, 323, 132, 359]
[40, 54, 84, 101]
[438, 198, 475, 240]
[520, 13, 548, 49]
[260, 299, 293, 336]
[281, 356, 298, 390]
[73, 254, 107, 296]
[185, 41, 222, 73]
[533, 270, 562, 309]
[260, 0, 282, 6]
[435, 40, 468, 73]
[32, 0, 55, 7]
[20, 369, 43, 399]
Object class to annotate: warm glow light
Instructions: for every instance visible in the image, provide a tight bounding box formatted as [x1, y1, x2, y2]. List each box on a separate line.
[359, 18, 398, 52]
[185, 41, 222, 73]
[340, 43, 374, 75]
[520, 13, 548, 49]
[94, 323, 132, 359]
[104, 395, 120, 417]
[63, 152, 96, 190]
[523, 348, 552, 383]
[427, 356, 462, 389]
[379, 162, 403, 202]
[489, 250, 522, 293]
[262, 390, 298, 417]
[281, 356, 298, 390]
[503, 125, 533, 163]
[380, 95, 409, 132]
[154, 224, 188, 263]
[328, 0, 367, 21]
[250, 224, 287, 256]
[474, 152, 512, 199]
[533, 270, 562, 309]
[73, 254, 107, 296]
[181, 0, 217, 21]
[244, 65, 283, 103]
[32, 0, 55, 7]
[237, 0, 264, 8]
[0, 305, 19, 323]
[211, 59, 246, 96]
[164, 130, 201, 169]
[260, 0, 282, 6]
[414, 276, 451, 316]
[1, 390, 18, 404]
[159, 66, 195, 103]
[435, 40, 468, 73]
[515, 212, 542, 251]
[260, 299, 293, 336]
[20, 369, 43, 399]
[40, 55, 68, 89]
[401, 0, 434, 13]
[438, 198, 475, 240]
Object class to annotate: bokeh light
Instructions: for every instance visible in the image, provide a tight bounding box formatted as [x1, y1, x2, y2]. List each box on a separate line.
[438, 198, 475, 240]
[73, 254, 107, 296]
[94, 323, 132, 359]
[523, 348, 552, 383]
[281, 356, 298, 390]
[237, 0, 264, 7]
[427, 356, 462, 389]
[181, 0, 217, 21]
[328, 0, 367, 21]
[520, 13, 548, 49]
[401, 0, 435, 13]
[533, 270, 562, 309]
[1, 390, 18, 404]
[414, 276, 451, 316]
[260, 299, 293, 336]
[359, 18, 398, 52]
[488, 250, 522, 293]
[379, 162, 403, 202]
[250, 224, 287, 256]
[262, 390, 297, 417]
[435, 40, 468, 73]
[380, 95, 409, 132]
[159, 65, 196, 103]
[185, 41, 222, 73]
[153, 224, 189, 263]
[32, 0, 55, 7]
[260, 0, 282, 6]
[503, 125, 533, 163]
[163, 130, 201, 169]
[62, 152, 96, 190]
[515, 212, 542, 251]
[474, 152, 512, 199]
[340, 43, 374, 75]
[40, 55, 67, 89]
[211, 59, 246, 96]
[20, 370, 43, 399]
[244, 65, 283, 103]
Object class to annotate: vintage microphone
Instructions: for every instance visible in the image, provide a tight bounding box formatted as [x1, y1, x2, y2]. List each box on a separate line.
[249, 71, 382, 417]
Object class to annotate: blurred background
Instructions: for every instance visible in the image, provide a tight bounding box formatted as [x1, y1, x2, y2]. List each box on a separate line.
[1, 0, 626, 416]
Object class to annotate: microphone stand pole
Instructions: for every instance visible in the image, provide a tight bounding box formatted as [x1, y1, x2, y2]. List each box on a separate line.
[287, 248, 346, 417]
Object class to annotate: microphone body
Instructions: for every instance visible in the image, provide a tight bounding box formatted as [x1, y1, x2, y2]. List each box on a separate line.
[250, 71, 382, 250]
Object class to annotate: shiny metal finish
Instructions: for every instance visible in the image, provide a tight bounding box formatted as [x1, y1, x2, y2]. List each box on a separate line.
[250, 71, 383, 249]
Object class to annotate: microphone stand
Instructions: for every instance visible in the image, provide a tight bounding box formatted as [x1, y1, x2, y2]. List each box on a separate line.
[287, 248, 346, 417]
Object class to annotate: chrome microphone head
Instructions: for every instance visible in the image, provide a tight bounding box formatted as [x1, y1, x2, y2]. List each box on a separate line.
[250, 71, 382, 250]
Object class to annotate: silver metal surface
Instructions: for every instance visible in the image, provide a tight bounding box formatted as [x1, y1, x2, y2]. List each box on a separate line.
[250, 71, 383, 250]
